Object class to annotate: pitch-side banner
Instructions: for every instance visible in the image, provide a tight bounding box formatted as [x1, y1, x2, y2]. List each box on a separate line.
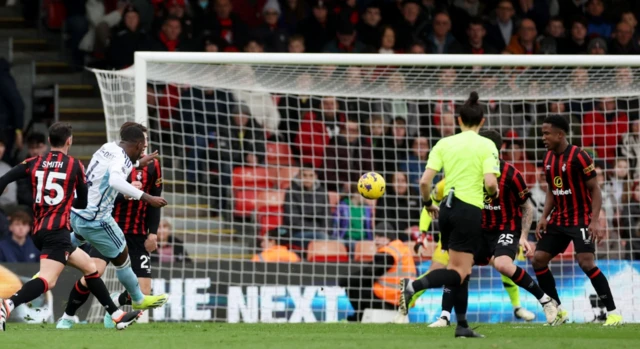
[1, 260, 639, 323]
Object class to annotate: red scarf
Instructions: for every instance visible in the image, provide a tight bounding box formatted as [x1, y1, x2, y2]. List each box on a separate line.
[159, 32, 179, 51]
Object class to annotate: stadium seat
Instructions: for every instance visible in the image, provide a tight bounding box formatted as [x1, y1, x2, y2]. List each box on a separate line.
[353, 240, 377, 262]
[232, 166, 272, 189]
[307, 241, 349, 263]
[267, 166, 299, 190]
[233, 190, 260, 217]
[45, 0, 66, 30]
[265, 142, 294, 166]
[255, 189, 286, 211]
[256, 205, 283, 235]
[328, 191, 341, 214]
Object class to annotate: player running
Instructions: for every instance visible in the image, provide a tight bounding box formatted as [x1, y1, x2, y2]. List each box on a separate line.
[57, 122, 163, 329]
[398, 92, 500, 338]
[69, 124, 169, 314]
[411, 130, 558, 326]
[0, 123, 142, 331]
[533, 115, 622, 326]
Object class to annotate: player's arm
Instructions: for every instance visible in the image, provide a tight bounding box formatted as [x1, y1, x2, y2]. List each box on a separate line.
[0, 162, 29, 195]
[73, 162, 88, 209]
[108, 161, 166, 208]
[579, 152, 602, 241]
[482, 142, 500, 197]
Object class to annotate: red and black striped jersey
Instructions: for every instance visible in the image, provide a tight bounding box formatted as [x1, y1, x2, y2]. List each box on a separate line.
[482, 160, 530, 232]
[23, 151, 86, 233]
[112, 159, 162, 235]
[543, 145, 596, 227]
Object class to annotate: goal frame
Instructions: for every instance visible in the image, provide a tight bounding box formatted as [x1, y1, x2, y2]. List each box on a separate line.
[133, 52, 640, 125]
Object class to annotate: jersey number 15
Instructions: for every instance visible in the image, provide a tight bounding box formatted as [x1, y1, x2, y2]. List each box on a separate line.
[35, 171, 67, 205]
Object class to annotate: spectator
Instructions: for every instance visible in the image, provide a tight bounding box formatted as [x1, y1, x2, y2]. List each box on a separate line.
[448, 0, 484, 42]
[218, 103, 267, 167]
[227, 0, 266, 28]
[486, 0, 517, 52]
[152, 217, 192, 264]
[582, 97, 629, 163]
[202, 35, 226, 52]
[0, 210, 38, 263]
[280, 0, 308, 34]
[407, 40, 427, 53]
[400, 136, 429, 192]
[334, 0, 358, 26]
[232, 66, 281, 137]
[204, 0, 249, 52]
[559, 16, 589, 54]
[80, 0, 127, 57]
[374, 171, 420, 233]
[609, 21, 640, 54]
[595, 209, 624, 260]
[64, 0, 90, 68]
[607, 158, 630, 207]
[278, 73, 314, 144]
[0, 137, 16, 208]
[619, 182, 640, 259]
[505, 18, 539, 54]
[154, 0, 196, 40]
[425, 12, 462, 54]
[597, 165, 617, 229]
[378, 25, 397, 53]
[503, 139, 537, 188]
[106, 5, 149, 69]
[374, 117, 409, 173]
[323, 117, 373, 192]
[332, 184, 373, 250]
[357, 2, 383, 49]
[287, 34, 305, 53]
[394, 0, 429, 52]
[149, 16, 193, 51]
[283, 164, 330, 250]
[365, 114, 386, 148]
[0, 58, 24, 166]
[318, 96, 341, 140]
[15, 132, 46, 207]
[620, 120, 640, 179]
[558, 0, 588, 20]
[433, 111, 456, 139]
[294, 105, 330, 168]
[543, 15, 565, 40]
[252, 229, 301, 263]
[461, 17, 499, 54]
[587, 36, 608, 54]
[372, 72, 420, 135]
[298, 0, 336, 53]
[244, 39, 265, 52]
[620, 10, 640, 38]
[585, 0, 612, 38]
[252, 0, 289, 52]
[339, 226, 415, 322]
[323, 20, 368, 53]
[515, 0, 550, 33]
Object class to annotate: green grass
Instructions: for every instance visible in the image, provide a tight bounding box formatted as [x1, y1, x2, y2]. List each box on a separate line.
[4, 323, 640, 349]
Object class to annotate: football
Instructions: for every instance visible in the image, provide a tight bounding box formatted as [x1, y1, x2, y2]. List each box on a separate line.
[358, 172, 386, 200]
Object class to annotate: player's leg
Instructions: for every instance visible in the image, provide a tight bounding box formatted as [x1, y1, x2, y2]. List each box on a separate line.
[110, 246, 167, 310]
[573, 231, 621, 326]
[425, 243, 452, 327]
[532, 228, 571, 325]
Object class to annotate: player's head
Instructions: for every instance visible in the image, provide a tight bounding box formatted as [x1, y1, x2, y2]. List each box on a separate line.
[120, 124, 146, 161]
[120, 122, 148, 154]
[48, 122, 73, 150]
[479, 129, 504, 153]
[458, 91, 484, 129]
[541, 115, 569, 151]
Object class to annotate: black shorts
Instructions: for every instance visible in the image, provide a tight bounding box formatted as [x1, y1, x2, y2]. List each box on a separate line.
[439, 195, 482, 255]
[536, 224, 594, 256]
[90, 234, 151, 278]
[475, 230, 520, 266]
[32, 229, 77, 265]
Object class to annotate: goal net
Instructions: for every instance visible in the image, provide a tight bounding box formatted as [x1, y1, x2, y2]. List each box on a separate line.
[88, 53, 640, 324]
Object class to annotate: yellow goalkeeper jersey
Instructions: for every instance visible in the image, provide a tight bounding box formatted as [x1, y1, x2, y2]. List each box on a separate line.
[419, 178, 446, 232]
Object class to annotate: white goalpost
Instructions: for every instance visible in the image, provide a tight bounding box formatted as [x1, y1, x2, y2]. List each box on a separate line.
[87, 53, 640, 324]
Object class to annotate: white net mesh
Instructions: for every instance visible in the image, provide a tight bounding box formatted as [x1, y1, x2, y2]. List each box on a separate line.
[87, 55, 640, 324]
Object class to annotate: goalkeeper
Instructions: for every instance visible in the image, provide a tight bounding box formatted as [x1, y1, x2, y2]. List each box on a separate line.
[410, 177, 538, 327]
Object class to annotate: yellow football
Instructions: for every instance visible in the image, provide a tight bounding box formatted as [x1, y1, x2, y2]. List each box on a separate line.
[358, 172, 386, 200]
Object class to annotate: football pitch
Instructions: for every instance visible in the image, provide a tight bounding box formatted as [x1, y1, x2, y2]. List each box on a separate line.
[4, 323, 640, 349]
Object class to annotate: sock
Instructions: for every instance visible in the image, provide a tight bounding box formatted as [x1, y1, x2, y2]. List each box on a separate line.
[83, 272, 120, 315]
[607, 309, 620, 315]
[64, 280, 91, 316]
[453, 276, 470, 328]
[115, 257, 144, 303]
[534, 266, 561, 305]
[411, 269, 462, 293]
[440, 310, 451, 320]
[586, 267, 616, 312]
[441, 287, 454, 314]
[118, 290, 132, 306]
[510, 266, 546, 300]
[501, 274, 521, 309]
[9, 277, 48, 309]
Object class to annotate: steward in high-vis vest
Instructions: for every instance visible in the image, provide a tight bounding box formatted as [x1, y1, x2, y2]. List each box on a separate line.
[340, 224, 416, 322]
[252, 229, 301, 263]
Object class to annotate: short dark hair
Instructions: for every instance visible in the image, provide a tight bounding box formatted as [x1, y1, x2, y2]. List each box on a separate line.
[301, 163, 316, 172]
[459, 91, 484, 127]
[548, 15, 563, 24]
[571, 15, 588, 29]
[120, 124, 146, 144]
[48, 122, 73, 147]
[543, 115, 570, 133]
[120, 122, 147, 136]
[26, 132, 46, 147]
[163, 15, 181, 26]
[479, 130, 502, 150]
[468, 17, 484, 28]
[10, 210, 32, 226]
